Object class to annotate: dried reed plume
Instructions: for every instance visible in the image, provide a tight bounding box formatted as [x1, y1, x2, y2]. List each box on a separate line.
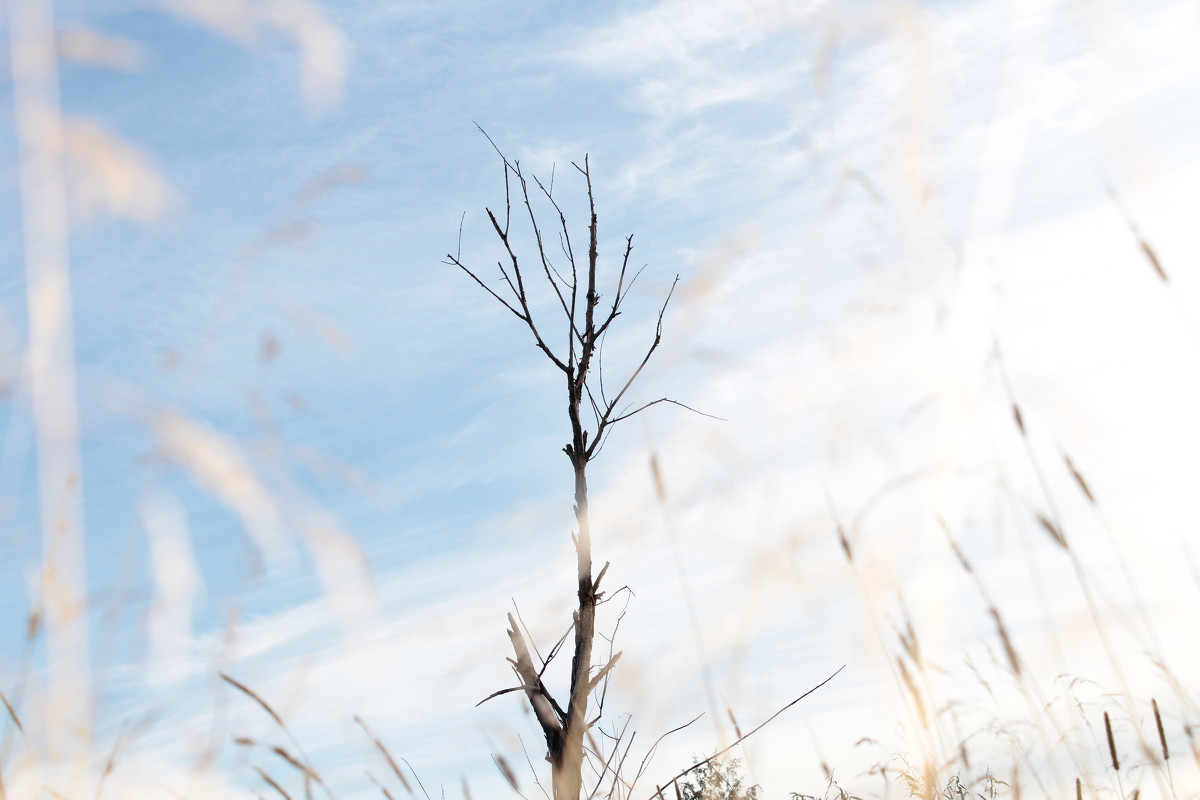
[220, 673, 329, 798]
[220, 673, 284, 728]
[1104, 712, 1119, 771]
[354, 716, 413, 796]
[492, 754, 519, 792]
[1153, 699, 1169, 762]
[254, 765, 294, 800]
[365, 772, 396, 800]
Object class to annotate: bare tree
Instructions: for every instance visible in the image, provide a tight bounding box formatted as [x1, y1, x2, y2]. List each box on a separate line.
[446, 132, 703, 799]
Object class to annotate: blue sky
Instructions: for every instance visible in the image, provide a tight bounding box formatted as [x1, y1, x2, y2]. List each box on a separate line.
[3, 0, 1200, 797]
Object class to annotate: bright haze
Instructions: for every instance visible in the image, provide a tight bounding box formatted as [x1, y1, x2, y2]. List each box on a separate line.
[1, 0, 1198, 798]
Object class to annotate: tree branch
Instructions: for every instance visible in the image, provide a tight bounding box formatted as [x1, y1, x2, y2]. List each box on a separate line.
[538, 621, 576, 681]
[443, 254, 524, 320]
[506, 613, 567, 748]
[513, 166, 578, 345]
[476, 684, 545, 707]
[587, 276, 680, 459]
[586, 651, 622, 693]
[605, 398, 728, 428]
[594, 236, 636, 340]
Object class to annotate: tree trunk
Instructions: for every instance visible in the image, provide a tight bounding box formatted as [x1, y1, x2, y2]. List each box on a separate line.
[447, 146, 681, 799]
[553, 435, 594, 799]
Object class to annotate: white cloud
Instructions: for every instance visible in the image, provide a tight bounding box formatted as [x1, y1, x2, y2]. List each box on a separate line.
[574, 0, 826, 74]
[14, 0, 1200, 796]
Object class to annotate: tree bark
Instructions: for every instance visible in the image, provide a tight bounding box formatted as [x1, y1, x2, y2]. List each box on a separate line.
[553, 451, 593, 800]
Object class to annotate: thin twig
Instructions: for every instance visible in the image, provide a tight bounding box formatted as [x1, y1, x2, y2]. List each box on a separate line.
[517, 733, 552, 800]
[475, 684, 545, 707]
[628, 714, 705, 799]
[606, 398, 727, 427]
[587, 717, 632, 800]
[587, 276, 681, 459]
[646, 666, 845, 798]
[401, 759, 432, 800]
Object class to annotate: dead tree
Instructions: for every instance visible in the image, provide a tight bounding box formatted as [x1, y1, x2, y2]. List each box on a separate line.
[446, 134, 698, 800]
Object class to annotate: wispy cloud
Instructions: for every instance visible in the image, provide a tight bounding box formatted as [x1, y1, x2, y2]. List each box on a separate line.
[6, 0, 1200, 796]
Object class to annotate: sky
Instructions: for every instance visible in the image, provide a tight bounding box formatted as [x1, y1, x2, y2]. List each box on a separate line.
[2, 0, 1200, 798]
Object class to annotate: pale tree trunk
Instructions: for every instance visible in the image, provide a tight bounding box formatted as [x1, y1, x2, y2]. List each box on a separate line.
[555, 453, 593, 800]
